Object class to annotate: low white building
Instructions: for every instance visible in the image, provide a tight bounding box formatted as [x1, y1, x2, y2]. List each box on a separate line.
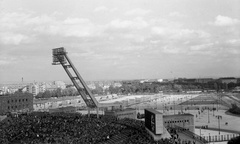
[27, 84, 39, 96]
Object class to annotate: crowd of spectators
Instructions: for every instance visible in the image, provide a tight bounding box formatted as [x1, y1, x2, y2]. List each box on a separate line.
[0, 112, 125, 144]
[0, 112, 176, 144]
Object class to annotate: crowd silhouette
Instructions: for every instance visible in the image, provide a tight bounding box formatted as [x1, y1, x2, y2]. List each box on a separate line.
[0, 112, 177, 144]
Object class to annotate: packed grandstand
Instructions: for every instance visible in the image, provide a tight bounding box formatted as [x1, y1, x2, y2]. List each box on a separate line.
[0, 112, 177, 144]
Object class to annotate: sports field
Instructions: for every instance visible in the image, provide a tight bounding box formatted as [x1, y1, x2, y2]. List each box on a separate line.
[112, 93, 240, 135]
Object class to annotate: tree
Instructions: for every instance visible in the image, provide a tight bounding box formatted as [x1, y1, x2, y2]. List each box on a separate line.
[12, 91, 33, 97]
[228, 82, 236, 90]
[137, 112, 141, 119]
[228, 136, 240, 144]
[109, 85, 119, 94]
[228, 104, 240, 115]
[61, 87, 77, 96]
[55, 88, 62, 97]
[42, 90, 52, 98]
[35, 92, 43, 99]
[214, 83, 218, 91]
[91, 86, 104, 95]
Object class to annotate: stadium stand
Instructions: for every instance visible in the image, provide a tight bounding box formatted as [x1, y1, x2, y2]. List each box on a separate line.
[0, 112, 181, 144]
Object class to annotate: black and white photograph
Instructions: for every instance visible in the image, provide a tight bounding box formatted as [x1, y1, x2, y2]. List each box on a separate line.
[0, 0, 240, 144]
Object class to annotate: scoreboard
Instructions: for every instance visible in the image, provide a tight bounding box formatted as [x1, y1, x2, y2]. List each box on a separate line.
[145, 109, 163, 135]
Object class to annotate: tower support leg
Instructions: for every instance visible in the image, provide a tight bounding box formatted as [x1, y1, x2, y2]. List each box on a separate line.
[88, 107, 90, 117]
[96, 107, 99, 118]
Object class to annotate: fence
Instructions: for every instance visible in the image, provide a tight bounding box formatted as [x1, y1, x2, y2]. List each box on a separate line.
[173, 125, 208, 143]
[202, 133, 240, 142]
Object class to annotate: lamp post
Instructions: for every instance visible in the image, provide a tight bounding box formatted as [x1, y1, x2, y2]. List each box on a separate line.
[174, 100, 176, 115]
[200, 127, 202, 137]
[163, 100, 165, 113]
[209, 133, 211, 143]
[208, 107, 210, 123]
[213, 103, 215, 116]
[181, 98, 183, 113]
[217, 115, 221, 135]
[191, 95, 193, 106]
[155, 99, 157, 109]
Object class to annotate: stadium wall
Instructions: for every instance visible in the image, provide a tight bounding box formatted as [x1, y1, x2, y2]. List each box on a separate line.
[163, 114, 195, 133]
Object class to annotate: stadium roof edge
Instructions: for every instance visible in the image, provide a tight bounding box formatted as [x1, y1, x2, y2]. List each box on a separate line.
[145, 108, 163, 114]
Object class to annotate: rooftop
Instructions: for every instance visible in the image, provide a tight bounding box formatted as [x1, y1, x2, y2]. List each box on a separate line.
[145, 108, 163, 114]
[163, 113, 194, 118]
[219, 77, 236, 80]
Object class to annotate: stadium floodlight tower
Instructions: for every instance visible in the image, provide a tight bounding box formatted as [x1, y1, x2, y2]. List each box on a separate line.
[52, 47, 122, 117]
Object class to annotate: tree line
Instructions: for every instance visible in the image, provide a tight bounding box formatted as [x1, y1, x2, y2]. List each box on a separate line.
[228, 104, 240, 115]
[34, 81, 240, 99]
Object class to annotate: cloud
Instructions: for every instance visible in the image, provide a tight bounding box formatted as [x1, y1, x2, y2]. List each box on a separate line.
[169, 12, 186, 17]
[24, 15, 55, 25]
[0, 60, 10, 65]
[162, 46, 181, 54]
[190, 43, 214, 51]
[0, 55, 17, 66]
[94, 6, 118, 13]
[225, 39, 240, 54]
[0, 12, 101, 40]
[0, 12, 54, 45]
[0, 32, 30, 45]
[0, 12, 31, 29]
[151, 27, 210, 40]
[151, 27, 167, 35]
[63, 18, 90, 24]
[125, 8, 152, 16]
[226, 39, 240, 45]
[172, 29, 210, 39]
[32, 17, 100, 37]
[150, 25, 216, 56]
[213, 15, 240, 26]
[227, 48, 240, 55]
[94, 6, 108, 12]
[108, 17, 148, 29]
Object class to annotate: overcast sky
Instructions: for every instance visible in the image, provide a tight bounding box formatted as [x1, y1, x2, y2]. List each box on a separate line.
[0, 0, 240, 83]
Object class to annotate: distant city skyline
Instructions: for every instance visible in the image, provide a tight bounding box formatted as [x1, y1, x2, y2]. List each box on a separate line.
[1, 76, 239, 85]
[0, 0, 240, 83]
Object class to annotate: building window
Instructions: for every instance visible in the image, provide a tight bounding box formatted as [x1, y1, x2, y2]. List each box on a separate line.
[15, 106, 17, 108]
[19, 99, 21, 102]
[23, 99, 24, 102]
[15, 100, 17, 103]
[8, 100, 9, 103]
[12, 100, 13, 103]
[26, 99, 28, 101]
[8, 106, 10, 109]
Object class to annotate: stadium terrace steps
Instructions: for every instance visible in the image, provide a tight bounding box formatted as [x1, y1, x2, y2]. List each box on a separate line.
[98, 129, 132, 144]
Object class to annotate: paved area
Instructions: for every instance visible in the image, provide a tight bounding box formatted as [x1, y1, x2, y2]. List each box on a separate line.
[209, 142, 227, 144]
[195, 129, 237, 137]
[125, 93, 240, 142]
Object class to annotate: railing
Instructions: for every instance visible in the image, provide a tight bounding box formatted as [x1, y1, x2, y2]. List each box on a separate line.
[202, 133, 240, 142]
[173, 125, 208, 144]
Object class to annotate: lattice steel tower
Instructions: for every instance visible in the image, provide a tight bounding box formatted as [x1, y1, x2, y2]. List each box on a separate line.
[52, 47, 98, 108]
[52, 47, 122, 110]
